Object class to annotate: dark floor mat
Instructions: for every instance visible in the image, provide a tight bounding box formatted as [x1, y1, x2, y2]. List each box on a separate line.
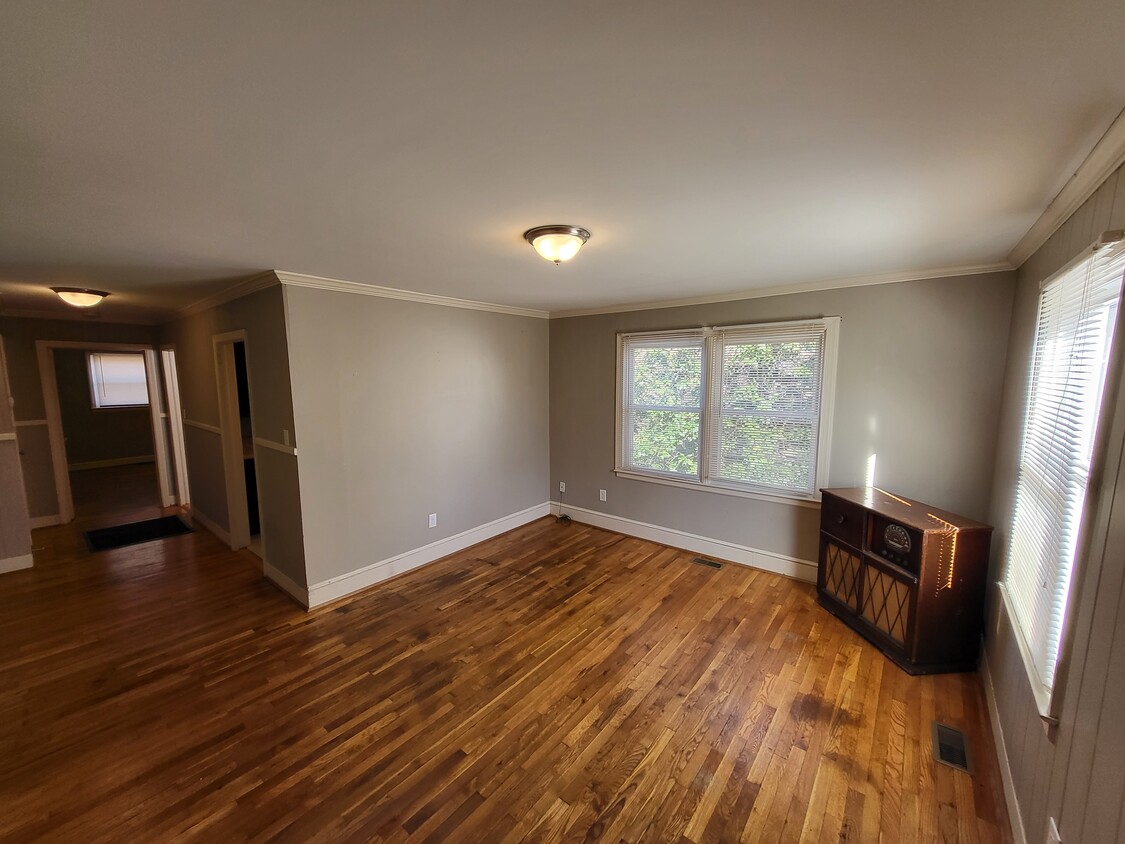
[84, 516, 194, 552]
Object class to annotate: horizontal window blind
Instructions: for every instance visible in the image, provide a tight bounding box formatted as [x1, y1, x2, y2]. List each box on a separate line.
[88, 352, 149, 408]
[1004, 237, 1125, 702]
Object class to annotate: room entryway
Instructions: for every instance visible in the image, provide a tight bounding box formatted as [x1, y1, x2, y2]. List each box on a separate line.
[35, 341, 174, 526]
[54, 347, 161, 520]
[213, 331, 263, 556]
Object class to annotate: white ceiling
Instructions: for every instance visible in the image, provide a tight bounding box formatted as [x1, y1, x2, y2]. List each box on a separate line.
[1, 1, 1124, 323]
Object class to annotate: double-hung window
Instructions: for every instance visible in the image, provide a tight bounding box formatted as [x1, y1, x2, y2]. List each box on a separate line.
[617, 317, 839, 500]
[1002, 233, 1125, 719]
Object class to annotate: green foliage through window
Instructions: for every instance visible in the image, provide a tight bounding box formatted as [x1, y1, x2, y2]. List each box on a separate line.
[625, 343, 702, 477]
[619, 322, 833, 496]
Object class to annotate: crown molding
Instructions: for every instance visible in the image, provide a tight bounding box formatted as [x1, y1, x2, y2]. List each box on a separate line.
[178, 271, 280, 317]
[274, 271, 550, 319]
[1008, 107, 1125, 269]
[548, 261, 1014, 319]
[173, 258, 1016, 325]
[0, 307, 162, 325]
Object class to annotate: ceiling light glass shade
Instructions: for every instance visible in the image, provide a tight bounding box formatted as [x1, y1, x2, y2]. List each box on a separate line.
[51, 287, 110, 307]
[523, 226, 591, 264]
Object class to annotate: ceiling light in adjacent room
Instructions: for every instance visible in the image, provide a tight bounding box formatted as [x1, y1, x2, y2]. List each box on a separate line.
[51, 287, 110, 307]
[523, 225, 591, 265]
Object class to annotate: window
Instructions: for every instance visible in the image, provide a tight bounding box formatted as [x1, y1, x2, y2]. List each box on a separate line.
[1002, 235, 1125, 717]
[617, 318, 839, 500]
[620, 333, 704, 478]
[87, 352, 149, 408]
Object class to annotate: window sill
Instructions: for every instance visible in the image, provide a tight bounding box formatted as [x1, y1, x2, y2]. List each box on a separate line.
[613, 468, 822, 509]
[997, 582, 1059, 726]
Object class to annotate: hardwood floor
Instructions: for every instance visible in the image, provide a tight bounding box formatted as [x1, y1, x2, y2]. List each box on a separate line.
[67, 461, 163, 521]
[1, 499, 1011, 842]
[31, 462, 168, 565]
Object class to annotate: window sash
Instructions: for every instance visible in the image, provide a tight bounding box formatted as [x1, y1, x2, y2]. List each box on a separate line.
[1003, 236, 1125, 714]
[617, 319, 838, 499]
[707, 328, 826, 496]
[620, 334, 704, 479]
[88, 352, 150, 408]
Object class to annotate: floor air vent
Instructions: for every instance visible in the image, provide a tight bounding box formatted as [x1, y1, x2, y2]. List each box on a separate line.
[932, 721, 971, 773]
[691, 557, 723, 569]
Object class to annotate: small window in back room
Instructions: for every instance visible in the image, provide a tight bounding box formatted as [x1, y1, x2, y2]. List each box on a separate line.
[87, 352, 149, 408]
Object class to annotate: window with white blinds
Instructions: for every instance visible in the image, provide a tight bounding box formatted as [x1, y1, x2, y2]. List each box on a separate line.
[87, 352, 149, 408]
[1002, 235, 1125, 713]
[617, 318, 839, 499]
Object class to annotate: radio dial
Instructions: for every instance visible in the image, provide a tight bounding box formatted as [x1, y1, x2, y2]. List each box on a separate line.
[884, 523, 911, 556]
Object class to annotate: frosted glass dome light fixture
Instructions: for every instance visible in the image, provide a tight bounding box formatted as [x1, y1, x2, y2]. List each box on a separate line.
[51, 287, 110, 308]
[523, 225, 591, 265]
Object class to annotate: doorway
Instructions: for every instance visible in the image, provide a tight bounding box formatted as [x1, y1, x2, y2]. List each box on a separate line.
[36, 341, 172, 525]
[213, 331, 262, 555]
[57, 348, 160, 523]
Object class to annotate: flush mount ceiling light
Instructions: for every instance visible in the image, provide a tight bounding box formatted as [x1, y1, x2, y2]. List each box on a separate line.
[51, 287, 110, 308]
[523, 225, 591, 265]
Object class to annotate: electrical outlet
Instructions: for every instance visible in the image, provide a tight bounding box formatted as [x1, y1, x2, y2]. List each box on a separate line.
[428, 513, 437, 528]
[1046, 817, 1061, 844]
[559, 481, 566, 493]
[599, 489, 607, 502]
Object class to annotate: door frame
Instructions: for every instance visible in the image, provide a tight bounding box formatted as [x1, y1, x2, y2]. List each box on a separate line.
[37, 340, 172, 523]
[212, 330, 259, 551]
[160, 346, 191, 506]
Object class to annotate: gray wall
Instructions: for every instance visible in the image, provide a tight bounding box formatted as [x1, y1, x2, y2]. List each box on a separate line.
[284, 286, 550, 586]
[0, 338, 31, 564]
[54, 348, 154, 467]
[550, 271, 1015, 563]
[161, 282, 307, 587]
[986, 162, 1125, 844]
[0, 317, 159, 519]
[163, 307, 232, 533]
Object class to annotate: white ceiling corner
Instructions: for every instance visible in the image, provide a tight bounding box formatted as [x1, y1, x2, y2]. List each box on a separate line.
[1007, 107, 1125, 268]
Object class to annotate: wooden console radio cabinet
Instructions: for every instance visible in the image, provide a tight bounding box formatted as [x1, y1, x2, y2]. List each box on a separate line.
[817, 487, 992, 674]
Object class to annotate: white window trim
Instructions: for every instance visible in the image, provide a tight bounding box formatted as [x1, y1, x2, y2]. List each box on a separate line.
[998, 581, 1056, 721]
[614, 316, 840, 504]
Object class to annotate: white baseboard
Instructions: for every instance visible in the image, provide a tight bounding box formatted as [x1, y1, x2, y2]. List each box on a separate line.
[189, 509, 232, 547]
[68, 455, 155, 471]
[264, 562, 310, 608]
[980, 645, 1026, 844]
[551, 502, 817, 582]
[0, 553, 33, 574]
[306, 502, 552, 608]
[30, 514, 62, 530]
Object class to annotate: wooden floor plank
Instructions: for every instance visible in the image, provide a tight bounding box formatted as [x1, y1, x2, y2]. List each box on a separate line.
[0, 464, 1013, 842]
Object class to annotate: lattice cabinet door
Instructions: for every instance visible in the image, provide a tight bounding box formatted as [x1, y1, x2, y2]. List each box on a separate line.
[859, 558, 914, 648]
[821, 541, 862, 612]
